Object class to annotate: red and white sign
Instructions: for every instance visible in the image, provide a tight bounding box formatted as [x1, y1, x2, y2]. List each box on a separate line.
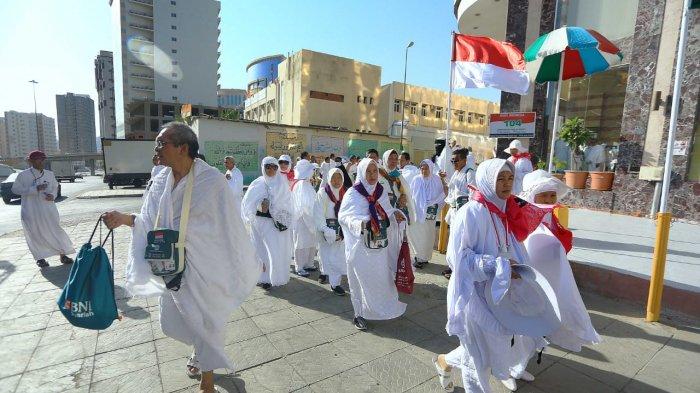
[451, 34, 530, 95]
[489, 112, 536, 138]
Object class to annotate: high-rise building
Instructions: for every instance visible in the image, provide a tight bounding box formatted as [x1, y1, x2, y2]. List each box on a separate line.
[0, 117, 7, 157]
[56, 93, 97, 153]
[2, 111, 58, 157]
[110, 0, 221, 139]
[95, 50, 117, 139]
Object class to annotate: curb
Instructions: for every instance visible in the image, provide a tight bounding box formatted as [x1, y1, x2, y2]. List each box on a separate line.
[570, 260, 700, 319]
[77, 192, 143, 199]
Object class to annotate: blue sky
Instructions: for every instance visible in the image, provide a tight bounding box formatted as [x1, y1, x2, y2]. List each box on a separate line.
[0, 0, 500, 135]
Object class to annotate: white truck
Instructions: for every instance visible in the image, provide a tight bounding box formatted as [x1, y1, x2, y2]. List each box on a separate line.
[102, 138, 155, 189]
[46, 161, 80, 182]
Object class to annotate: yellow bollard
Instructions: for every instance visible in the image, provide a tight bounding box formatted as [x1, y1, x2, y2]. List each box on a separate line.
[646, 212, 672, 322]
[437, 205, 450, 254]
[554, 205, 569, 229]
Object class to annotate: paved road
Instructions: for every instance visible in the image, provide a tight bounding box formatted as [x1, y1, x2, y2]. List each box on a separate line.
[0, 176, 143, 237]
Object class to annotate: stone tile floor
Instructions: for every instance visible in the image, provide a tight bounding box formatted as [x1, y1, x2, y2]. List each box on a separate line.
[0, 218, 698, 392]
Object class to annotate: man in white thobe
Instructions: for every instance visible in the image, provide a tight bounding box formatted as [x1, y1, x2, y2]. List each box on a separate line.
[105, 123, 259, 393]
[224, 155, 244, 206]
[12, 151, 75, 268]
[505, 139, 533, 195]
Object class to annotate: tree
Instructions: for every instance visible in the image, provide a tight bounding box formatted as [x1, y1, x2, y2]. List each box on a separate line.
[558, 117, 594, 171]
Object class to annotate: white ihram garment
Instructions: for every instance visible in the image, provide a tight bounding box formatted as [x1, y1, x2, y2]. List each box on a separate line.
[444, 159, 543, 392]
[242, 158, 294, 287]
[12, 168, 75, 260]
[125, 159, 260, 372]
[226, 166, 244, 206]
[519, 170, 601, 352]
[314, 170, 348, 287]
[409, 160, 445, 262]
[292, 160, 318, 270]
[445, 164, 476, 225]
[338, 158, 406, 320]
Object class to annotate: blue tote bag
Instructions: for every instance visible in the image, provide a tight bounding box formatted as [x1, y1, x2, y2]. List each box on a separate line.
[57, 218, 119, 330]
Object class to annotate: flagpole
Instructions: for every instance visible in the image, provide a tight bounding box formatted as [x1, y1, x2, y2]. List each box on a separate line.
[547, 50, 566, 172]
[446, 32, 455, 144]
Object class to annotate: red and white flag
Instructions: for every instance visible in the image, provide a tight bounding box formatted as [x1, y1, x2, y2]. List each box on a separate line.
[451, 34, 530, 95]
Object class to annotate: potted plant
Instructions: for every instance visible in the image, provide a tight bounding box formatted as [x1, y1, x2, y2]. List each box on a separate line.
[588, 147, 615, 191]
[558, 117, 594, 189]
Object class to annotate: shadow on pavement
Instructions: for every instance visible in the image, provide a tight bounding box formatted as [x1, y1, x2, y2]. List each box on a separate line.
[40, 263, 72, 288]
[213, 372, 246, 393]
[0, 260, 16, 286]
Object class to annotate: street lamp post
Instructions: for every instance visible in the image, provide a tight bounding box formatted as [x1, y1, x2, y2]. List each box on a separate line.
[28, 80, 43, 151]
[399, 41, 414, 152]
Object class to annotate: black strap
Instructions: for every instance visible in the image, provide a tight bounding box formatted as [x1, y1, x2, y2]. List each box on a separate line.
[511, 335, 515, 347]
[90, 216, 115, 271]
[256, 210, 272, 218]
[537, 348, 544, 364]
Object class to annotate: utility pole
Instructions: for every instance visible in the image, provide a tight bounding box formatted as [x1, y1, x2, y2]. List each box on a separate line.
[28, 80, 43, 151]
[400, 41, 414, 152]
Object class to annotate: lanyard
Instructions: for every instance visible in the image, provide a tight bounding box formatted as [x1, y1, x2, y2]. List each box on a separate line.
[31, 168, 45, 184]
[488, 210, 511, 258]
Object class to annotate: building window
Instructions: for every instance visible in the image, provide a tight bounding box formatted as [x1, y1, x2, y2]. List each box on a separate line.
[467, 112, 473, 123]
[309, 90, 344, 102]
[363, 96, 368, 104]
[172, 84, 177, 89]
[435, 107, 442, 119]
[457, 111, 464, 122]
[171, 13, 176, 17]
[171, 25, 177, 30]
[394, 100, 401, 113]
[409, 103, 417, 115]
[171, 37, 177, 41]
[369, 97, 373, 105]
[150, 104, 158, 116]
[150, 119, 160, 132]
[421, 104, 427, 117]
[357, 95, 361, 103]
[172, 60, 178, 65]
[171, 72, 177, 77]
[171, 49, 177, 54]
[170, 0, 176, 4]
[479, 115, 485, 125]
[172, 96, 178, 101]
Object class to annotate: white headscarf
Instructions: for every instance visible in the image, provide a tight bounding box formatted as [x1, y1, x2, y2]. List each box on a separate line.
[356, 158, 378, 193]
[382, 149, 399, 171]
[519, 169, 570, 203]
[411, 159, 445, 222]
[294, 159, 314, 180]
[242, 156, 292, 227]
[279, 154, 292, 166]
[326, 167, 345, 198]
[475, 158, 515, 212]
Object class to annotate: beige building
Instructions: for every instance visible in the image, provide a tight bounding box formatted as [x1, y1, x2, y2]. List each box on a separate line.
[244, 49, 499, 162]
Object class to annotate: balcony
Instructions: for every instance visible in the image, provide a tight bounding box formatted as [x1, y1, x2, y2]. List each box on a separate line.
[130, 60, 152, 68]
[129, 9, 154, 19]
[130, 73, 154, 80]
[131, 36, 153, 44]
[129, 0, 153, 6]
[128, 22, 153, 32]
[131, 85, 155, 92]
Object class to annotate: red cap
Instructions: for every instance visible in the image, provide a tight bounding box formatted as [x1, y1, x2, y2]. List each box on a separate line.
[27, 150, 47, 160]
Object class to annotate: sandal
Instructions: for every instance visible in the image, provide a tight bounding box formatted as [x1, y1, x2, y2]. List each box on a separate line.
[186, 355, 201, 378]
[433, 356, 454, 392]
[36, 259, 49, 268]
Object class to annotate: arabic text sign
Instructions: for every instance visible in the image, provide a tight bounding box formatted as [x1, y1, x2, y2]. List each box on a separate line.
[488, 112, 536, 138]
[267, 132, 307, 157]
[203, 141, 259, 174]
[311, 136, 345, 155]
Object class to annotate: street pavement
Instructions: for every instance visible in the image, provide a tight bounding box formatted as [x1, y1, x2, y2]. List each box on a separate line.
[569, 209, 700, 293]
[0, 212, 698, 393]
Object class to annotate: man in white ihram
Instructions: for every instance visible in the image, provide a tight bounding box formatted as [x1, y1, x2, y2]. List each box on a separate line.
[104, 123, 259, 393]
[224, 155, 244, 206]
[12, 150, 75, 268]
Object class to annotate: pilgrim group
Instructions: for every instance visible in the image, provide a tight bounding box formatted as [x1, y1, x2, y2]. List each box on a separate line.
[16, 122, 600, 393]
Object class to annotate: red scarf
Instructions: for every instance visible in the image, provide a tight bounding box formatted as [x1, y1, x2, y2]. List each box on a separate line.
[282, 170, 295, 183]
[324, 184, 346, 218]
[508, 152, 532, 165]
[469, 186, 546, 242]
[543, 206, 573, 253]
[354, 182, 387, 234]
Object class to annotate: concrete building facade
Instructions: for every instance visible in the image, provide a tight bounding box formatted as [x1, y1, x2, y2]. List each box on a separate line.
[95, 50, 117, 139]
[455, 0, 700, 221]
[110, 0, 221, 139]
[217, 88, 246, 109]
[2, 111, 58, 157]
[0, 118, 6, 158]
[244, 49, 499, 162]
[56, 93, 97, 153]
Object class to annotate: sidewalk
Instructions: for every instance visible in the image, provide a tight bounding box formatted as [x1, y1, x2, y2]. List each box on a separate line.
[568, 208, 700, 293]
[1, 218, 699, 392]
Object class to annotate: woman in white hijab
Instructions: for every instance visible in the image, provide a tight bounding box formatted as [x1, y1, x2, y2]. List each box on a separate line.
[409, 159, 446, 267]
[519, 170, 601, 352]
[379, 149, 416, 273]
[292, 159, 319, 276]
[434, 158, 544, 393]
[314, 167, 348, 295]
[241, 157, 294, 289]
[338, 158, 407, 331]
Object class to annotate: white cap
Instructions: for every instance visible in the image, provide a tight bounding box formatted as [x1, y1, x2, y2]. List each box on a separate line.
[504, 139, 528, 153]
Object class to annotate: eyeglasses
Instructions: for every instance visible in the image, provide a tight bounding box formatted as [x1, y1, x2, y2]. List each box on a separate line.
[264, 164, 278, 170]
[278, 161, 289, 165]
[155, 140, 171, 149]
[450, 158, 465, 163]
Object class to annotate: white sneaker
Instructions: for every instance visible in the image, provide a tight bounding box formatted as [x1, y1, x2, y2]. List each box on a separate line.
[501, 378, 518, 391]
[513, 370, 535, 382]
